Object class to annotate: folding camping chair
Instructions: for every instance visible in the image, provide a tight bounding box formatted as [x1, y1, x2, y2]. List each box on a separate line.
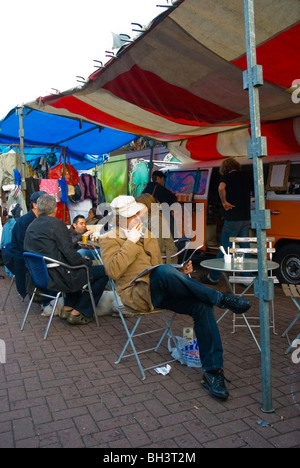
[105, 237, 204, 379]
[281, 284, 300, 354]
[111, 278, 186, 380]
[21, 252, 99, 340]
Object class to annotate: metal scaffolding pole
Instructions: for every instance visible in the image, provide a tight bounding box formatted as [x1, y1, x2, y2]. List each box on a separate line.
[243, 0, 274, 412]
[18, 106, 27, 192]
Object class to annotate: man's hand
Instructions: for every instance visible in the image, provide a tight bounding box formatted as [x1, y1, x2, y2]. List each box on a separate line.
[181, 260, 193, 275]
[219, 182, 235, 211]
[222, 201, 235, 211]
[126, 223, 142, 243]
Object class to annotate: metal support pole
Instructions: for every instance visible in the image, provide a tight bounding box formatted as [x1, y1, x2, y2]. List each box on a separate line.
[18, 106, 27, 191]
[243, 0, 274, 413]
[148, 139, 154, 182]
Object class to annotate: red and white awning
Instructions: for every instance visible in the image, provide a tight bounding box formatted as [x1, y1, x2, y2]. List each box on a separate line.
[27, 0, 300, 160]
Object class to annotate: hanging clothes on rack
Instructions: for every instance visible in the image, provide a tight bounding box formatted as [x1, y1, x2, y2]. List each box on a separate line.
[95, 177, 106, 205]
[79, 174, 97, 202]
[39, 179, 60, 201]
[25, 177, 40, 207]
[7, 187, 27, 216]
[0, 150, 29, 188]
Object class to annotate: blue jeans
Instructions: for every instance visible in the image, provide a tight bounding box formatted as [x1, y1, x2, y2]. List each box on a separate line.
[210, 219, 251, 282]
[150, 265, 224, 371]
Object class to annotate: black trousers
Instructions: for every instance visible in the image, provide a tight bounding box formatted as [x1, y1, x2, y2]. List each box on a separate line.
[64, 265, 108, 316]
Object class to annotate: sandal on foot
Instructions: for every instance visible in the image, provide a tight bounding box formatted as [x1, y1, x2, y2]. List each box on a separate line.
[60, 307, 73, 320]
[67, 312, 93, 325]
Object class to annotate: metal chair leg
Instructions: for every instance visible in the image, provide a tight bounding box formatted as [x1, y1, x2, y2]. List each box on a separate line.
[86, 281, 100, 327]
[115, 310, 185, 380]
[20, 287, 37, 331]
[43, 292, 62, 340]
[1, 275, 15, 311]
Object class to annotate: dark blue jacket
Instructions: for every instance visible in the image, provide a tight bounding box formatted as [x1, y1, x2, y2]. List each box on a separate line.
[2, 210, 37, 297]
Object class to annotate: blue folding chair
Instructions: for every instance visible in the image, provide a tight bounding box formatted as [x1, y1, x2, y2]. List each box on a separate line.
[21, 252, 99, 339]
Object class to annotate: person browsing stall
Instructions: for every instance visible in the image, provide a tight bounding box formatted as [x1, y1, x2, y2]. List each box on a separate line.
[142, 170, 177, 237]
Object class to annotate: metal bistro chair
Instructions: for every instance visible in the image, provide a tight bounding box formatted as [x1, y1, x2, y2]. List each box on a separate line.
[281, 284, 300, 354]
[228, 236, 278, 336]
[21, 252, 99, 340]
[111, 278, 186, 380]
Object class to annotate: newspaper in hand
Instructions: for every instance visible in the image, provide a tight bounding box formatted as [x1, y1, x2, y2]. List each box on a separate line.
[129, 244, 203, 285]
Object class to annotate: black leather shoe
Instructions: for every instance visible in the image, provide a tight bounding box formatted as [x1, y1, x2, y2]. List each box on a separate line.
[202, 369, 229, 400]
[219, 292, 251, 315]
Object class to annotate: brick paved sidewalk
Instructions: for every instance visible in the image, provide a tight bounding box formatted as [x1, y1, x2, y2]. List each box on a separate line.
[0, 265, 299, 448]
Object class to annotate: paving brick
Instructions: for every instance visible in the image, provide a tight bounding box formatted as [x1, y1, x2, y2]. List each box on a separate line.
[269, 431, 300, 448]
[12, 416, 36, 441]
[122, 422, 151, 447]
[239, 429, 275, 448]
[30, 404, 53, 425]
[73, 413, 99, 436]
[203, 433, 246, 448]
[0, 430, 14, 448]
[58, 427, 85, 448]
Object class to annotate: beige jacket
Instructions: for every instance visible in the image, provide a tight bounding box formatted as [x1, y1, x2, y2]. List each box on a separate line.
[99, 227, 163, 312]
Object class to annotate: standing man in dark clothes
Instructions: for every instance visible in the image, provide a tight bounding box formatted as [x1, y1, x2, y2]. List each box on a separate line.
[201, 158, 252, 285]
[2, 191, 46, 297]
[143, 170, 177, 237]
[143, 170, 177, 206]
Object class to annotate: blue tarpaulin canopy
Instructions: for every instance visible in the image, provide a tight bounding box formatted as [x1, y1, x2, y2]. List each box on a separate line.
[0, 106, 137, 169]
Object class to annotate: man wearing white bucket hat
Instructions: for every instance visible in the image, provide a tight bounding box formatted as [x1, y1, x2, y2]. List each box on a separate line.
[100, 196, 252, 401]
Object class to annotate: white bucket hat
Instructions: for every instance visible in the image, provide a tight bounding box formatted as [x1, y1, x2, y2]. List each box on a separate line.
[110, 195, 144, 218]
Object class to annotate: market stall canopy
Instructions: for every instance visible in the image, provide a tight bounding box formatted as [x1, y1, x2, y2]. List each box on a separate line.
[23, 0, 300, 161]
[0, 107, 137, 169]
